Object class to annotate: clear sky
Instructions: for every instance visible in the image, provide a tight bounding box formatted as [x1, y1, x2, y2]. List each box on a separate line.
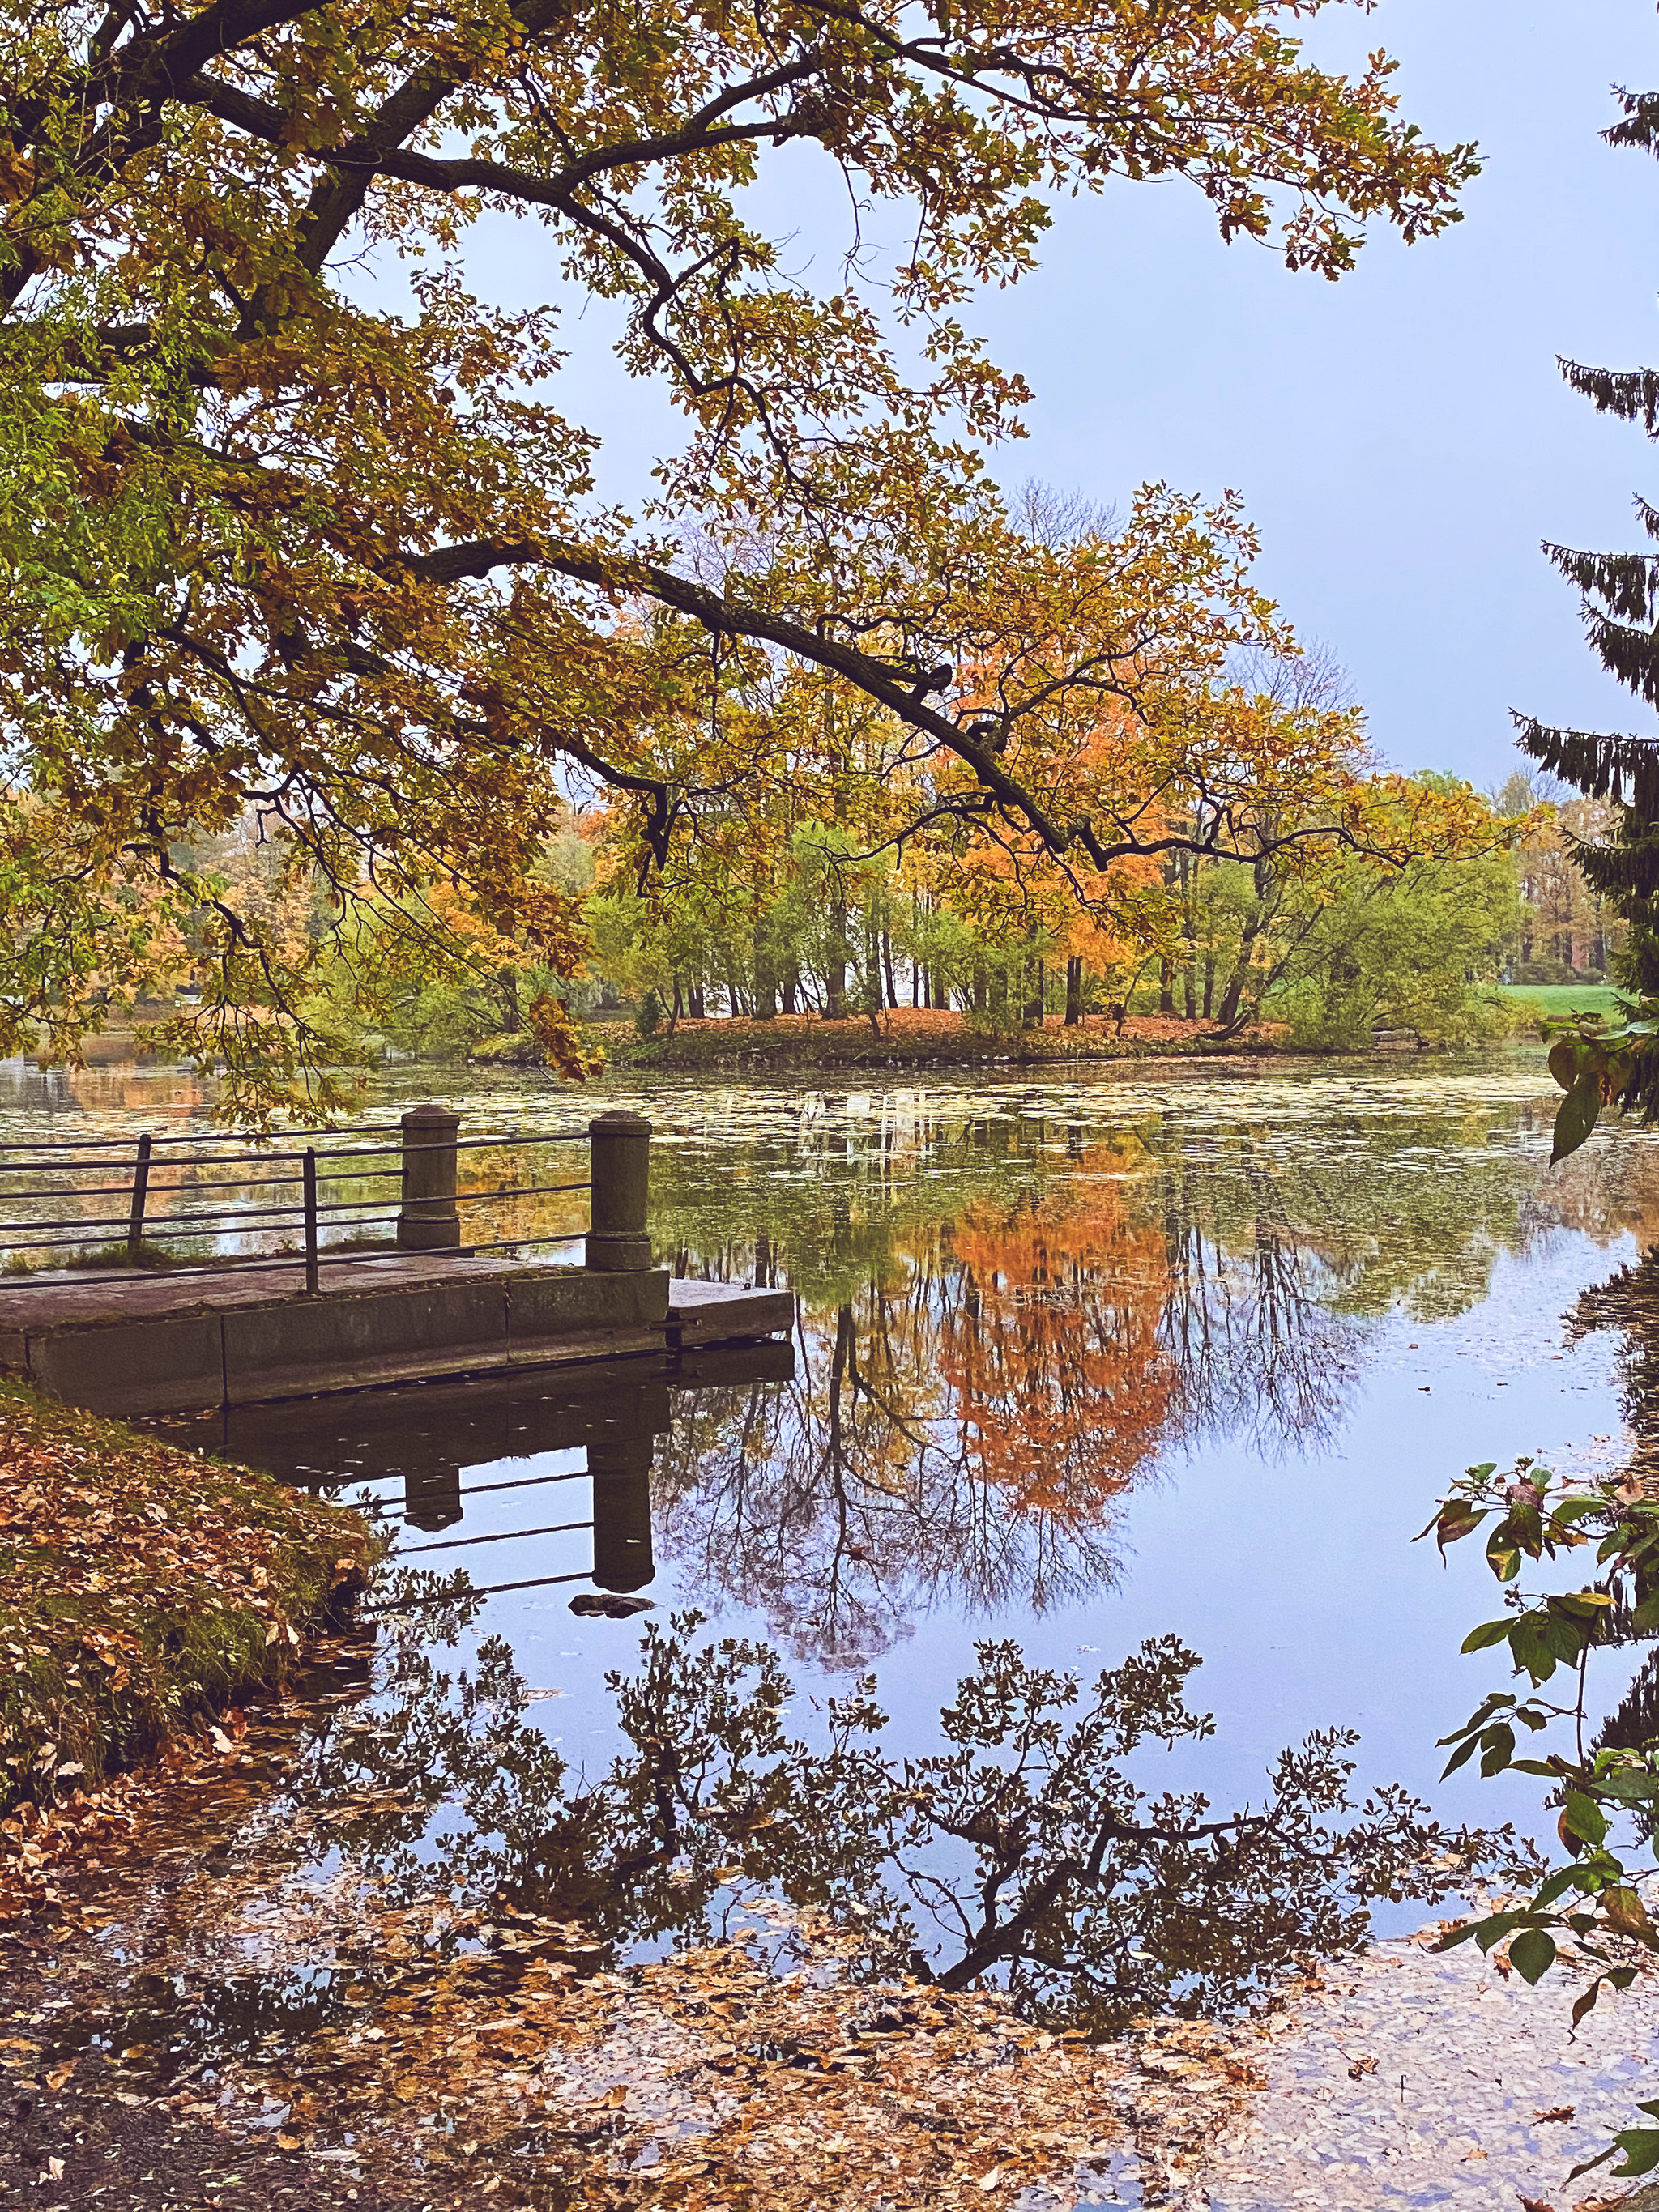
[457, 1, 1659, 792]
[970, 0, 1659, 790]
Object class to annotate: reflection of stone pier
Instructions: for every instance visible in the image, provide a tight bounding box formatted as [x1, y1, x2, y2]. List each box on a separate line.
[590, 1431, 656, 1592]
[156, 1345, 791, 1606]
[404, 1460, 464, 1533]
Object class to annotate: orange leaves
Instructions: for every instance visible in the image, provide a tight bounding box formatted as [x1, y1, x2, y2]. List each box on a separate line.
[941, 1149, 1178, 1512]
[0, 0, 1475, 1106]
[526, 991, 606, 1080]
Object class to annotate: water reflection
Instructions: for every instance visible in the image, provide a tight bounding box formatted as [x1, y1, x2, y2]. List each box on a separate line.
[166, 1355, 800, 1600]
[216, 1591, 1498, 2039]
[55, 1058, 1659, 2084]
[139, 1072, 1659, 1681]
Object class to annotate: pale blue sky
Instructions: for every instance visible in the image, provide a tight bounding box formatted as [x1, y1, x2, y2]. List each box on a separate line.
[454, 1, 1659, 790]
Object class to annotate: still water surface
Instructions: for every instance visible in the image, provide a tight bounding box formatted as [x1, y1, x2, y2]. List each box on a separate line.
[8, 1051, 1659, 1999]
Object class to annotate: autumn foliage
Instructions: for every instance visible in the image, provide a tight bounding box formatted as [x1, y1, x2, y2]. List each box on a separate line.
[0, 0, 1491, 1108]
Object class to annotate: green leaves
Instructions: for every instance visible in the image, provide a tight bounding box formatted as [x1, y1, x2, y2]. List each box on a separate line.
[1508, 1926, 1556, 1984]
[1458, 1619, 1512, 1654]
[1570, 2103, 1659, 2182]
[1539, 1003, 1659, 1162]
[1561, 1788, 1610, 1852]
[1432, 1447, 1659, 2183]
[1550, 1070, 1601, 1166]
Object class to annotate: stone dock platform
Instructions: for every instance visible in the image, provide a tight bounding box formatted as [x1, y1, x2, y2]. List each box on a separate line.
[0, 1255, 795, 1417]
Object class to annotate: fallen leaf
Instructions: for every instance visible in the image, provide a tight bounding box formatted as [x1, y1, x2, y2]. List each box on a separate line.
[1534, 2106, 1575, 2123]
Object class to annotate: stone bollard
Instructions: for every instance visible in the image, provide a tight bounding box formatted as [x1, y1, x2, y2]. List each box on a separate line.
[396, 1102, 461, 1251]
[585, 1109, 652, 1272]
[589, 1432, 655, 1592]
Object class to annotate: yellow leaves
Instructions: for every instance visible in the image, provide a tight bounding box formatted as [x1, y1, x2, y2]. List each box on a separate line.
[0, 1386, 364, 1835]
[1601, 1885, 1656, 1942]
[0, 0, 1474, 1106]
[527, 992, 605, 1080]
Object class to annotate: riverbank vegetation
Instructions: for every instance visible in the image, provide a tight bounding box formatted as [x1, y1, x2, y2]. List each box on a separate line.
[0, 1384, 365, 1823]
[97, 760, 1537, 1081]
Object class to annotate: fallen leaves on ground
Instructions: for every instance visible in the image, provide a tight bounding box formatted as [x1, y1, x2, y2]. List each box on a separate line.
[261, 1910, 1262, 2209]
[0, 1380, 366, 1827]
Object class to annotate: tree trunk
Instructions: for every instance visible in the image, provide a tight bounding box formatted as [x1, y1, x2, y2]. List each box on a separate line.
[689, 980, 706, 1020]
[1158, 958, 1175, 1015]
[864, 897, 884, 1035]
[754, 920, 777, 1019]
[1202, 953, 1215, 1021]
[882, 928, 898, 1010]
[825, 878, 847, 1019]
[667, 976, 682, 1036]
[1064, 954, 1083, 1025]
[973, 957, 987, 1014]
[1022, 948, 1043, 1029]
[1215, 904, 1269, 1030]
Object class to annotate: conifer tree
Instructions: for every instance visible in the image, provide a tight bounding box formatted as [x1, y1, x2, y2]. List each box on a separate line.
[1520, 91, 1659, 999]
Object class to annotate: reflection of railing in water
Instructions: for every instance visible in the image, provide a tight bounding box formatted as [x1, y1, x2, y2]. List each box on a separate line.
[388, 1433, 657, 1592]
[150, 1346, 793, 1605]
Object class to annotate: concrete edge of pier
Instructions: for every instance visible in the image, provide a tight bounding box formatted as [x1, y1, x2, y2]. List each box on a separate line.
[0, 1262, 796, 1416]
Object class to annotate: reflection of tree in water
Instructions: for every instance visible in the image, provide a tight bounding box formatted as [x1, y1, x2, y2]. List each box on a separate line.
[1569, 1256, 1659, 1813]
[1569, 1254, 1659, 1787]
[657, 1144, 1351, 1666]
[1154, 1140, 1350, 1458]
[292, 1588, 1499, 2036]
[1573, 1256, 1659, 1490]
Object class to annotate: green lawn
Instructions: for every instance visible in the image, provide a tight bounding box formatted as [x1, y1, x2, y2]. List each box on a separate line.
[1494, 982, 1628, 1022]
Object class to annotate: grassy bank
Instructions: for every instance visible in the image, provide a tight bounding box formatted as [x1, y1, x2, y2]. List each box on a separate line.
[590, 1007, 1286, 1072]
[0, 1383, 367, 1815]
[1493, 982, 1627, 1022]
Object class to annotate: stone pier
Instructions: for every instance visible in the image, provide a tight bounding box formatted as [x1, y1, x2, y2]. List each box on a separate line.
[0, 1106, 793, 1416]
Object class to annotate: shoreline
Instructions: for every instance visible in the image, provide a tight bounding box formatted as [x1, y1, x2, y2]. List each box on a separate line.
[531, 1009, 1329, 1075]
[0, 1383, 367, 1846]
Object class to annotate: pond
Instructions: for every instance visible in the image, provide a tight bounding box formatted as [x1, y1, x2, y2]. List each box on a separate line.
[7, 1050, 1659, 2034]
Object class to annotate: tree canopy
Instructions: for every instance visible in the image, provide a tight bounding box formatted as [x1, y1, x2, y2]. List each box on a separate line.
[0, 0, 1482, 1108]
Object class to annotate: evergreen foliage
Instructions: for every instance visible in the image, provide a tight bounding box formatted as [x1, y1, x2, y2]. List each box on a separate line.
[1520, 89, 1659, 999]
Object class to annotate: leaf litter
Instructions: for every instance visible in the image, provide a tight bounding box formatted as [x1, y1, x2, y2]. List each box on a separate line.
[0, 1644, 1264, 2210]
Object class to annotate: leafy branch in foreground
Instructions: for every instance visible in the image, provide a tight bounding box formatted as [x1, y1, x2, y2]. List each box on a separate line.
[1423, 1457, 1659, 2184]
[1538, 999, 1659, 1166]
[296, 1606, 1506, 2033]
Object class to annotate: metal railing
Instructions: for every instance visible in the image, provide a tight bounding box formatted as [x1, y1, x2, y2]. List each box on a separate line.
[0, 1105, 650, 1292]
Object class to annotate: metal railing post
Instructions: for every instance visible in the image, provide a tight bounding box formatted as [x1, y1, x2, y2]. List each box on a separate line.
[396, 1103, 462, 1251]
[302, 1147, 319, 1294]
[126, 1133, 151, 1264]
[585, 1110, 651, 1272]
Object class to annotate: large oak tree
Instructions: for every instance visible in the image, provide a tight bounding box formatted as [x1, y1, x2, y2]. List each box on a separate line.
[0, 0, 1479, 1106]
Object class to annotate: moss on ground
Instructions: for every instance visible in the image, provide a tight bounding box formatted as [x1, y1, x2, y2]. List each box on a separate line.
[0, 1382, 368, 1813]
